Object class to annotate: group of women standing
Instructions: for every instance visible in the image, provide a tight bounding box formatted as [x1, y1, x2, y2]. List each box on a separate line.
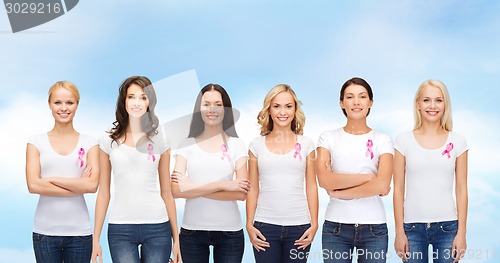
[26, 76, 468, 263]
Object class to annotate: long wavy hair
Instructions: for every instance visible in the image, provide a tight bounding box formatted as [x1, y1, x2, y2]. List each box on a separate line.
[108, 76, 159, 145]
[413, 79, 453, 131]
[188, 83, 238, 138]
[257, 84, 305, 136]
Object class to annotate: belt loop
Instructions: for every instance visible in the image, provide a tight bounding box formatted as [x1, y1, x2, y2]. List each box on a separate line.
[355, 223, 359, 227]
[427, 222, 431, 228]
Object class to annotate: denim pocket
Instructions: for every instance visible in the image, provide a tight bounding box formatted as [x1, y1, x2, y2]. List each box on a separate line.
[223, 229, 244, 238]
[180, 228, 197, 237]
[323, 222, 341, 236]
[32, 232, 46, 243]
[439, 220, 458, 233]
[369, 224, 388, 237]
[404, 223, 416, 233]
[76, 234, 93, 242]
[298, 223, 311, 231]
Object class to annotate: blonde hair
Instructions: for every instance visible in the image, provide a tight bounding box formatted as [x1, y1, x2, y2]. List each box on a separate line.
[257, 84, 305, 136]
[48, 81, 80, 104]
[413, 79, 453, 131]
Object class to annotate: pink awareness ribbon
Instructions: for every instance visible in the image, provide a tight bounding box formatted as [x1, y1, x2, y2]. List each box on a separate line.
[221, 144, 231, 161]
[147, 143, 156, 162]
[442, 142, 454, 159]
[77, 148, 85, 168]
[293, 143, 302, 161]
[365, 139, 374, 160]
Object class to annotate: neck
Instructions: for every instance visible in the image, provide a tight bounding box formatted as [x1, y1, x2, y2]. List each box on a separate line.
[201, 124, 224, 138]
[344, 118, 370, 135]
[269, 126, 294, 138]
[51, 122, 76, 136]
[418, 120, 445, 135]
[127, 117, 144, 135]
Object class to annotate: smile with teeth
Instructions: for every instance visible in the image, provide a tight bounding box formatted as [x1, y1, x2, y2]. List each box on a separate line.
[351, 108, 363, 112]
[130, 107, 142, 112]
[207, 114, 219, 120]
[426, 110, 439, 116]
[277, 116, 288, 121]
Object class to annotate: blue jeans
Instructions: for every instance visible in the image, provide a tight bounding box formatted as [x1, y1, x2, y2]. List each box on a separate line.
[404, 220, 459, 263]
[32, 232, 92, 263]
[179, 228, 244, 263]
[253, 221, 312, 263]
[107, 221, 172, 263]
[322, 221, 388, 263]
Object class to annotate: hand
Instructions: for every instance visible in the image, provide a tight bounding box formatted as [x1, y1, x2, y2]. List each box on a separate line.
[223, 178, 250, 193]
[171, 240, 182, 263]
[394, 232, 409, 262]
[379, 186, 391, 196]
[81, 165, 92, 178]
[91, 242, 103, 263]
[247, 225, 270, 252]
[294, 225, 317, 250]
[452, 233, 466, 263]
[170, 171, 191, 184]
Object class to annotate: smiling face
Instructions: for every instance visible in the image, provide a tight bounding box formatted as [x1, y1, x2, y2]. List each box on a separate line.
[269, 91, 295, 130]
[200, 90, 225, 127]
[416, 84, 445, 124]
[49, 87, 79, 124]
[340, 84, 373, 119]
[125, 84, 149, 119]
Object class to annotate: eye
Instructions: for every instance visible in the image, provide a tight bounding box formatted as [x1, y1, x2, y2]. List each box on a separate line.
[142, 96, 147, 101]
[361, 95, 367, 99]
[437, 99, 443, 103]
[423, 99, 429, 102]
[54, 101, 61, 105]
[216, 103, 223, 107]
[67, 101, 74, 105]
[128, 95, 134, 99]
[273, 105, 279, 108]
[287, 105, 292, 108]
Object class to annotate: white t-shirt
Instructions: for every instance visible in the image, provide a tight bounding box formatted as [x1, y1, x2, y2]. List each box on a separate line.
[317, 128, 393, 224]
[175, 137, 248, 231]
[394, 131, 468, 223]
[249, 135, 315, 226]
[99, 131, 170, 224]
[28, 133, 97, 236]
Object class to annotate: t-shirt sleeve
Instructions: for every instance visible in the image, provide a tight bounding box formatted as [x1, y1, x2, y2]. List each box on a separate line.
[156, 130, 171, 155]
[248, 137, 260, 158]
[393, 133, 406, 156]
[303, 136, 316, 156]
[98, 133, 112, 155]
[317, 131, 330, 150]
[378, 133, 394, 155]
[232, 138, 249, 162]
[173, 138, 190, 160]
[455, 133, 469, 157]
[27, 134, 40, 150]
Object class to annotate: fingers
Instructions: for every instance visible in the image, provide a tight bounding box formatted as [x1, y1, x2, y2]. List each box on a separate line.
[249, 228, 269, 251]
[294, 230, 313, 250]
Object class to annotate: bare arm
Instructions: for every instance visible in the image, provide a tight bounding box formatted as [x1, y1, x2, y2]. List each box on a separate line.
[246, 151, 269, 251]
[158, 150, 181, 263]
[453, 151, 468, 263]
[295, 151, 319, 250]
[91, 149, 111, 263]
[316, 146, 375, 191]
[329, 153, 393, 199]
[393, 150, 410, 261]
[46, 145, 100, 194]
[25, 143, 76, 196]
[171, 155, 249, 200]
[204, 157, 248, 201]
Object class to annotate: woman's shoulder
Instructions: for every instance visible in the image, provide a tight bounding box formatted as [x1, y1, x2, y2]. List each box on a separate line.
[298, 134, 314, 145]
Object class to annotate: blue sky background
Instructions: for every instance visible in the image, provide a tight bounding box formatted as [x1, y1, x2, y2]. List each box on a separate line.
[1, 1, 499, 262]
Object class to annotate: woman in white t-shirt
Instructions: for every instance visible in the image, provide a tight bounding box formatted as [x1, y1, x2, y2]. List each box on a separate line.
[316, 77, 393, 263]
[170, 83, 249, 263]
[91, 76, 180, 263]
[246, 84, 318, 262]
[393, 80, 468, 263]
[26, 81, 100, 263]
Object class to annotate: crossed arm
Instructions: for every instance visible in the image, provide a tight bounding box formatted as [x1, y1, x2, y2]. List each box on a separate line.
[170, 155, 250, 201]
[316, 146, 392, 199]
[26, 144, 100, 196]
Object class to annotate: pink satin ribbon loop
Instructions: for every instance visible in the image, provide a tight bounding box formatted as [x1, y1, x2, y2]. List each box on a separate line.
[221, 144, 231, 161]
[442, 142, 454, 159]
[365, 139, 374, 160]
[293, 143, 302, 161]
[147, 143, 156, 162]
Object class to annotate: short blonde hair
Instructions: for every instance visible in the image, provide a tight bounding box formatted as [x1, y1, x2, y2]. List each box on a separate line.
[414, 79, 453, 131]
[48, 81, 80, 104]
[257, 84, 305, 136]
